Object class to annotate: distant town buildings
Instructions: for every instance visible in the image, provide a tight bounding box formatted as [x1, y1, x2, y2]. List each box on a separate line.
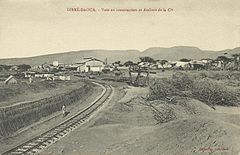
[22, 58, 106, 81]
[1, 53, 240, 85]
[76, 57, 105, 72]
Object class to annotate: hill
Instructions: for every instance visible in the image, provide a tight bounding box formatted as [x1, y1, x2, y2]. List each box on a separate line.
[0, 50, 140, 66]
[141, 46, 240, 60]
[0, 47, 239, 66]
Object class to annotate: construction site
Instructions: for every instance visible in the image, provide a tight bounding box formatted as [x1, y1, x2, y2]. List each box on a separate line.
[0, 68, 239, 155]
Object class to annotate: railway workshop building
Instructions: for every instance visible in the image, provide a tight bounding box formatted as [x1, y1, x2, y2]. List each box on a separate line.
[76, 57, 105, 72]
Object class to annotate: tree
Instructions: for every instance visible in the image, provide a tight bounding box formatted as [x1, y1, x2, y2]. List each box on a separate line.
[114, 61, 121, 65]
[179, 58, 191, 62]
[18, 64, 31, 71]
[124, 61, 134, 67]
[216, 56, 231, 69]
[216, 56, 232, 69]
[232, 53, 240, 70]
[217, 56, 229, 61]
[113, 61, 122, 67]
[160, 60, 168, 65]
[139, 57, 155, 63]
[159, 60, 168, 69]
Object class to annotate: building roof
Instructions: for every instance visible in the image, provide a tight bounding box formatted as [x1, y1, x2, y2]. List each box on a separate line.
[76, 58, 104, 64]
[4, 75, 16, 84]
[66, 64, 84, 68]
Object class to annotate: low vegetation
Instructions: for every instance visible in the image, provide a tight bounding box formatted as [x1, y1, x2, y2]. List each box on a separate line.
[0, 80, 84, 107]
[0, 84, 93, 137]
[148, 78, 181, 101]
[196, 71, 240, 81]
[148, 72, 240, 107]
[0, 81, 55, 102]
[192, 78, 238, 106]
[171, 72, 194, 91]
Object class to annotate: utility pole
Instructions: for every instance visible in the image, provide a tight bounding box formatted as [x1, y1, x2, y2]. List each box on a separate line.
[105, 58, 107, 65]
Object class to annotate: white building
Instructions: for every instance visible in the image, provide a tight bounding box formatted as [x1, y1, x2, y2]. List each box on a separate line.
[35, 73, 54, 78]
[53, 61, 59, 67]
[47, 75, 71, 81]
[170, 61, 191, 68]
[157, 62, 172, 69]
[76, 58, 105, 72]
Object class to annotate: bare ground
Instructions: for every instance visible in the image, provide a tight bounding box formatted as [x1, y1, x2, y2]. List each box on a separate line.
[40, 84, 240, 155]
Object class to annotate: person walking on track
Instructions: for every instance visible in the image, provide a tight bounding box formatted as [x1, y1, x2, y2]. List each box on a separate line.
[62, 104, 66, 117]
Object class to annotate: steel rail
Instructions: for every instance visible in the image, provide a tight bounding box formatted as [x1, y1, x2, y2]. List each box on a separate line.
[2, 82, 113, 155]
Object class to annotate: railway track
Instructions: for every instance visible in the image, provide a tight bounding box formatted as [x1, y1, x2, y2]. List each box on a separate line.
[2, 82, 114, 155]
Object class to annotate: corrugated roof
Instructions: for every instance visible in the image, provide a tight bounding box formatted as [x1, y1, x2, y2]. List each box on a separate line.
[76, 58, 104, 64]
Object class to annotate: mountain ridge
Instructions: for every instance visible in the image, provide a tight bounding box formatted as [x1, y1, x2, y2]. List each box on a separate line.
[0, 46, 239, 66]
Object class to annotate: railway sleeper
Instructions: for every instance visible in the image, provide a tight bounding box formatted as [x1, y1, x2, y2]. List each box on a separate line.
[22, 145, 33, 149]
[59, 132, 66, 136]
[65, 128, 73, 132]
[41, 142, 48, 147]
[10, 151, 23, 154]
[16, 148, 28, 152]
[38, 137, 48, 141]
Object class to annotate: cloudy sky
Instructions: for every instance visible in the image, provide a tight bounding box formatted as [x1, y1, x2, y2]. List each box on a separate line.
[0, 0, 240, 58]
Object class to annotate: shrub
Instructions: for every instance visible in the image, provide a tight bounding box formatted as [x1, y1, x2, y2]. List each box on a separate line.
[171, 72, 194, 91]
[148, 78, 180, 101]
[148, 72, 239, 107]
[197, 71, 237, 81]
[191, 78, 239, 106]
[228, 72, 240, 81]
[198, 72, 208, 79]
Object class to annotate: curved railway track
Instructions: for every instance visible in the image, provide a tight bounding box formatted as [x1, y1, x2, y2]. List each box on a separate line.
[2, 82, 114, 155]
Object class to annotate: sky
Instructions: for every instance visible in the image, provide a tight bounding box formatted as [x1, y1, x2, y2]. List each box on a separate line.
[0, 0, 240, 58]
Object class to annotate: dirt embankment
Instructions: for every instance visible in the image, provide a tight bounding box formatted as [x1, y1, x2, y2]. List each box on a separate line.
[0, 80, 85, 107]
[0, 81, 93, 138]
[42, 85, 240, 155]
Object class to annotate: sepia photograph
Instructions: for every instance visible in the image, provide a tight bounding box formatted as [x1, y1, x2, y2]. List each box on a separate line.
[0, 0, 240, 154]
